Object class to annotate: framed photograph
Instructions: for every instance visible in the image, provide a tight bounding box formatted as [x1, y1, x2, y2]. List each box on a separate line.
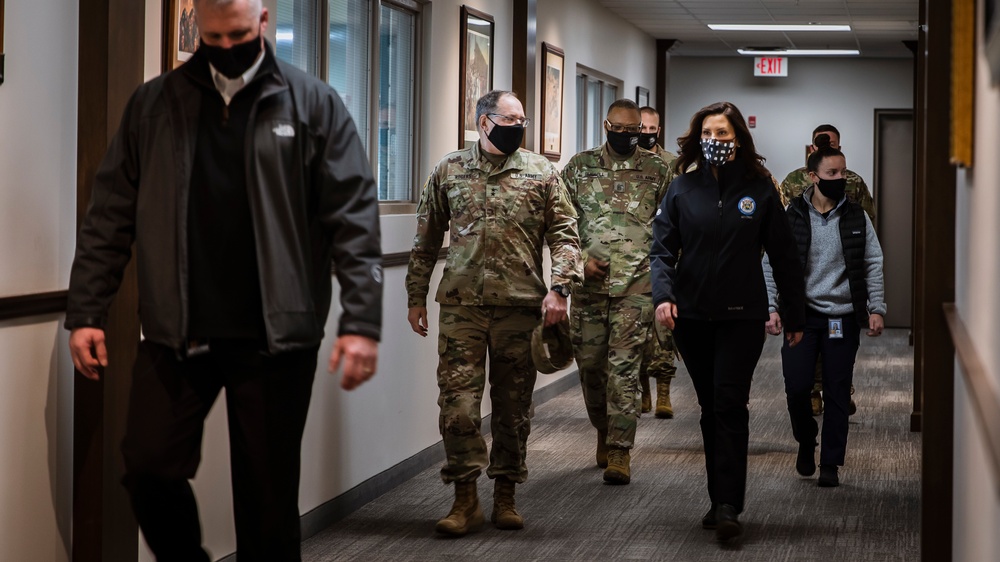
[540, 43, 565, 161]
[986, 0, 1000, 85]
[458, 6, 494, 150]
[163, 0, 199, 72]
[635, 86, 650, 108]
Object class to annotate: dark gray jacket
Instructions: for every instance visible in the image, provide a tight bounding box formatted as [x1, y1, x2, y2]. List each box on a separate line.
[65, 45, 383, 352]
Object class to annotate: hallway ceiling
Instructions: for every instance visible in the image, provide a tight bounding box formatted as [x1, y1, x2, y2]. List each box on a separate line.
[596, 0, 919, 57]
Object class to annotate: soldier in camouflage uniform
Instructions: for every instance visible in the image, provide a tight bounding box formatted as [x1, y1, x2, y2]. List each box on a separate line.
[779, 124, 877, 417]
[562, 99, 672, 484]
[406, 90, 582, 536]
[638, 106, 679, 419]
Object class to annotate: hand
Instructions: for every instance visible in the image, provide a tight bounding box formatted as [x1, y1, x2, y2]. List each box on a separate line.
[542, 291, 567, 326]
[69, 327, 108, 381]
[867, 313, 885, 337]
[407, 306, 429, 337]
[765, 312, 783, 336]
[786, 331, 803, 347]
[584, 257, 609, 281]
[329, 334, 379, 390]
[655, 302, 677, 331]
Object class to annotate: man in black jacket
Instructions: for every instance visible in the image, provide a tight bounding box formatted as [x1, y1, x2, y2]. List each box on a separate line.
[65, 1, 382, 560]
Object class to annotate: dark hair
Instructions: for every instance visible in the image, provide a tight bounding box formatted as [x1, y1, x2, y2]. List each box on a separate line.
[608, 99, 640, 116]
[476, 90, 518, 122]
[807, 133, 845, 172]
[811, 124, 840, 141]
[675, 101, 768, 179]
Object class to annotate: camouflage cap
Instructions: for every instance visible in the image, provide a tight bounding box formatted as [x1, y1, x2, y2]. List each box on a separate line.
[531, 319, 574, 374]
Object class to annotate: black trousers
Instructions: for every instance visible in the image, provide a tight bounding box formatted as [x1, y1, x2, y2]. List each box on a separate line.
[781, 310, 861, 467]
[120, 340, 318, 562]
[672, 318, 765, 513]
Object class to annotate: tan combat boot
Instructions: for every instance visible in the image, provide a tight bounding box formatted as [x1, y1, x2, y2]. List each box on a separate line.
[811, 390, 824, 416]
[603, 447, 631, 484]
[640, 376, 652, 413]
[596, 429, 609, 468]
[492, 477, 524, 530]
[435, 480, 484, 536]
[655, 378, 673, 419]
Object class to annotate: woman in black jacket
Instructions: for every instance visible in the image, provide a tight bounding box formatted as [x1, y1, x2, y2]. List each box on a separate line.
[650, 101, 806, 541]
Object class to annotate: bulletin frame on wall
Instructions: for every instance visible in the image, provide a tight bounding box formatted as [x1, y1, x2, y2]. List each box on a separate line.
[458, 6, 494, 150]
[163, 0, 200, 72]
[1, 0, 6, 86]
[540, 42, 565, 161]
[635, 86, 649, 108]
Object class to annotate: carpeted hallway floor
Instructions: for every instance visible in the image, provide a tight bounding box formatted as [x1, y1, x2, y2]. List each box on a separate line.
[302, 328, 919, 561]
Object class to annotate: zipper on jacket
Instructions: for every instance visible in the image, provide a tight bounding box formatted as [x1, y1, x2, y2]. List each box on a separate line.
[222, 104, 229, 126]
[718, 199, 722, 217]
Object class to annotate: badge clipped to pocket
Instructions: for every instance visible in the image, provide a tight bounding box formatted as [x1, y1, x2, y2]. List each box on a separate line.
[828, 318, 844, 339]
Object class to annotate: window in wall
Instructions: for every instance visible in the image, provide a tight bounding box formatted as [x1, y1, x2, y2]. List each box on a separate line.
[275, 0, 421, 203]
[575, 68, 621, 153]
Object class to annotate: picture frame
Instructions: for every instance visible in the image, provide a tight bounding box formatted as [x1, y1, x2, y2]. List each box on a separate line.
[458, 6, 494, 150]
[986, 0, 1000, 85]
[163, 0, 199, 72]
[635, 86, 650, 108]
[540, 42, 565, 161]
[0, 0, 5, 86]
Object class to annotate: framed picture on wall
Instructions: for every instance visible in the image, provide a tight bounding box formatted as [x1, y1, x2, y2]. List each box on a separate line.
[540, 42, 565, 161]
[986, 0, 1000, 84]
[163, 0, 199, 72]
[635, 86, 649, 108]
[458, 6, 494, 150]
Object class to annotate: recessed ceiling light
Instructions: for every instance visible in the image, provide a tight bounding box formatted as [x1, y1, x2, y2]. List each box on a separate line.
[737, 48, 861, 56]
[710, 24, 852, 32]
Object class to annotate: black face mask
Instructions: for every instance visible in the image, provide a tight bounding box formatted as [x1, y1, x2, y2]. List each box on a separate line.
[200, 34, 263, 79]
[817, 177, 847, 202]
[638, 132, 658, 150]
[487, 122, 524, 156]
[607, 130, 639, 155]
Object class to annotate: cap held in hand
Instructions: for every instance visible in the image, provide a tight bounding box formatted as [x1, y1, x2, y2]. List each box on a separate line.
[531, 319, 574, 374]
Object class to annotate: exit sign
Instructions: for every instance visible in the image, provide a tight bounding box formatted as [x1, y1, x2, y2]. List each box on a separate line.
[754, 56, 788, 77]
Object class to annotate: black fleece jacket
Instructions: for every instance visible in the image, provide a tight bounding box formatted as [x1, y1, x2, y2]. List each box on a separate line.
[650, 158, 805, 330]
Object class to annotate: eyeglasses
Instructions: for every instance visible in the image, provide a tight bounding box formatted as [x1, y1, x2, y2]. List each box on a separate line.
[605, 120, 641, 134]
[488, 113, 531, 127]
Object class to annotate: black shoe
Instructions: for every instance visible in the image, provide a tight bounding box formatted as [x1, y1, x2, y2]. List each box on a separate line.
[715, 504, 742, 541]
[796, 442, 817, 476]
[849, 398, 857, 416]
[818, 464, 840, 487]
[702, 503, 718, 529]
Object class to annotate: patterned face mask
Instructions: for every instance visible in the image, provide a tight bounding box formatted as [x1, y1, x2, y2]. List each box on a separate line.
[700, 138, 737, 166]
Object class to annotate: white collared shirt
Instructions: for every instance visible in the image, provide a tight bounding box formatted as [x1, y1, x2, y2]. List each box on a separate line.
[209, 50, 266, 106]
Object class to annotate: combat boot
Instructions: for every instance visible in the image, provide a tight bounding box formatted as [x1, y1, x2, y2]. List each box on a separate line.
[435, 480, 484, 536]
[640, 376, 652, 413]
[810, 390, 824, 416]
[603, 447, 631, 484]
[596, 429, 609, 468]
[655, 378, 673, 419]
[491, 477, 524, 530]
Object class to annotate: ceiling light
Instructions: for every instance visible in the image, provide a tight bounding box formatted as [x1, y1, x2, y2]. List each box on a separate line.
[710, 24, 852, 32]
[737, 49, 861, 56]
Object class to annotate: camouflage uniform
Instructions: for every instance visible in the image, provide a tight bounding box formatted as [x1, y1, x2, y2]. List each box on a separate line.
[639, 145, 678, 385]
[406, 142, 582, 484]
[563, 145, 671, 448]
[780, 167, 875, 403]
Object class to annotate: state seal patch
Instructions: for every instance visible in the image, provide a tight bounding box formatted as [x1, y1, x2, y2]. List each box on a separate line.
[738, 196, 757, 216]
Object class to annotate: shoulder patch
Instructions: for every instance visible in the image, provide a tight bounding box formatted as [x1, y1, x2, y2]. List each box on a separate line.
[738, 196, 757, 216]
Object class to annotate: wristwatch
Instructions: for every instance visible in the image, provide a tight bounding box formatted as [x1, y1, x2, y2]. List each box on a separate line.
[550, 285, 570, 298]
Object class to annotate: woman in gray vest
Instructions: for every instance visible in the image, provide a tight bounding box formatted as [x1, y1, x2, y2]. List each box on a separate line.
[763, 134, 886, 488]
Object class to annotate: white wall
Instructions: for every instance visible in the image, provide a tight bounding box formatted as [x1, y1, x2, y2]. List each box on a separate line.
[536, 0, 658, 167]
[952, 1, 1000, 559]
[0, 0, 78, 560]
[666, 57, 913, 190]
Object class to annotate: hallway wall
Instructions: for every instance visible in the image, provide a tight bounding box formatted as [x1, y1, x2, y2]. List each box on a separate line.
[666, 57, 913, 195]
[952, 1, 1000, 558]
[0, 0, 78, 560]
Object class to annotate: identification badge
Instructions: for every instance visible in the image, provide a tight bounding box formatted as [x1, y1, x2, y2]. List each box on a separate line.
[828, 318, 844, 339]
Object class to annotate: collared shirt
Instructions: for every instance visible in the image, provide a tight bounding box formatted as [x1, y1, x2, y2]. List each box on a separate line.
[562, 144, 673, 296]
[209, 50, 266, 105]
[406, 141, 582, 308]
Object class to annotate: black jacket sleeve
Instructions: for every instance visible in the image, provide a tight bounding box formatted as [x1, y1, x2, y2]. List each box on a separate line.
[761, 191, 806, 331]
[64, 92, 142, 331]
[315, 89, 384, 341]
[651, 181, 681, 307]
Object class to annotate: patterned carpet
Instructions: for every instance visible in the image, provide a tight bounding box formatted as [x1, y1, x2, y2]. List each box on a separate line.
[302, 329, 920, 561]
